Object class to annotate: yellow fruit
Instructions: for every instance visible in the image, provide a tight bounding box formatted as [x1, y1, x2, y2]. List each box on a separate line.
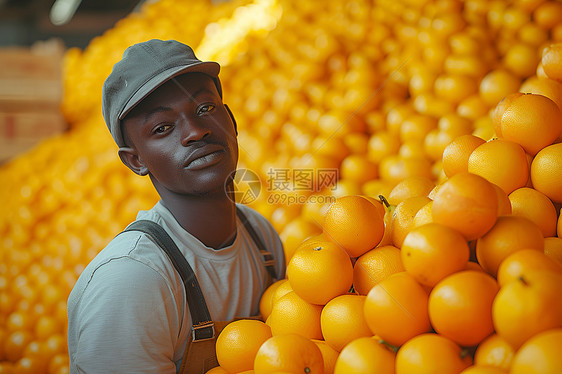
[510, 328, 562, 374]
[216, 319, 272, 374]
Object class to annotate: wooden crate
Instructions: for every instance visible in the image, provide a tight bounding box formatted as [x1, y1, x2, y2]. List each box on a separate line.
[0, 39, 67, 164]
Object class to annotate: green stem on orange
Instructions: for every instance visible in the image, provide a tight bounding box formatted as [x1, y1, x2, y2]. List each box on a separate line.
[378, 338, 399, 353]
[378, 195, 390, 209]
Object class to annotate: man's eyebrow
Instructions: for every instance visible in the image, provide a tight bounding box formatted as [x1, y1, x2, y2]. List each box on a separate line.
[170, 78, 215, 101]
[143, 106, 172, 123]
[141, 87, 216, 123]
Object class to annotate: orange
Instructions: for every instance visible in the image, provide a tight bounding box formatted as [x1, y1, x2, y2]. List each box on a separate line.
[412, 200, 433, 228]
[378, 155, 434, 186]
[497, 249, 562, 287]
[320, 294, 372, 352]
[391, 196, 432, 248]
[491, 183, 512, 216]
[343, 133, 369, 155]
[432, 172, 498, 241]
[259, 279, 286, 321]
[270, 279, 293, 307]
[544, 237, 562, 265]
[434, 74, 479, 104]
[465, 261, 484, 272]
[253, 334, 324, 374]
[205, 367, 230, 374]
[367, 131, 401, 164]
[518, 22, 549, 47]
[353, 245, 405, 295]
[503, 43, 540, 78]
[3, 330, 33, 362]
[474, 333, 514, 371]
[534, 2, 562, 28]
[215, 319, 272, 373]
[509, 187, 558, 237]
[476, 216, 544, 277]
[340, 155, 378, 184]
[413, 93, 457, 118]
[468, 139, 529, 195]
[500, 93, 562, 156]
[395, 333, 472, 374]
[429, 270, 499, 346]
[267, 291, 323, 340]
[398, 140, 427, 160]
[364, 272, 431, 347]
[457, 94, 490, 120]
[287, 239, 353, 305]
[333, 336, 396, 374]
[491, 92, 524, 137]
[531, 143, 562, 203]
[387, 176, 435, 206]
[399, 114, 438, 143]
[459, 366, 508, 374]
[541, 43, 562, 82]
[313, 340, 338, 374]
[322, 195, 385, 258]
[301, 197, 332, 227]
[269, 205, 301, 234]
[362, 181, 394, 205]
[519, 76, 562, 110]
[360, 195, 386, 219]
[492, 271, 562, 349]
[423, 129, 456, 162]
[479, 69, 521, 107]
[510, 328, 562, 374]
[410, 66, 437, 96]
[401, 223, 470, 287]
[279, 217, 322, 265]
[311, 135, 350, 164]
[317, 111, 366, 137]
[329, 179, 362, 199]
[442, 134, 486, 178]
[472, 118, 495, 142]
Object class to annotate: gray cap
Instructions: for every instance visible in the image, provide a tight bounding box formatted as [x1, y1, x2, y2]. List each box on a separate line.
[102, 39, 221, 147]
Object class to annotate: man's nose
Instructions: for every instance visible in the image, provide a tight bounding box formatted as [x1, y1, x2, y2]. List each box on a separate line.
[180, 120, 211, 146]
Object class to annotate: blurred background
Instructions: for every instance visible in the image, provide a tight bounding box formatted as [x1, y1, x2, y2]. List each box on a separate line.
[0, 0, 142, 48]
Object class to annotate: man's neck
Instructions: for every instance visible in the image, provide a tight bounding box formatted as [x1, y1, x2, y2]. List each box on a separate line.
[155, 186, 237, 250]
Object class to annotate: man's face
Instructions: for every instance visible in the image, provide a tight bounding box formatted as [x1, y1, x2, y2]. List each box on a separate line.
[121, 73, 238, 196]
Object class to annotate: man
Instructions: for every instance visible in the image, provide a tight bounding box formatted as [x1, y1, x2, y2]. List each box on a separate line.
[67, 39, 285, 373]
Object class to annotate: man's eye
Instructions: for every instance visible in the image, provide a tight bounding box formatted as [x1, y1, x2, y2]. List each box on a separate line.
[198, 104, 215, 115]
[154, 124, 172, 134]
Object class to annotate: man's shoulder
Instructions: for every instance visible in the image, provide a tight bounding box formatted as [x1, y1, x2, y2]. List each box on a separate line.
[70, 229, 177, 298]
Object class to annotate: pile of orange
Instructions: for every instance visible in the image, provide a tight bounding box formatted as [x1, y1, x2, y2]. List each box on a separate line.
[2, 0, 562, 372]
[210, 26, 562, 374]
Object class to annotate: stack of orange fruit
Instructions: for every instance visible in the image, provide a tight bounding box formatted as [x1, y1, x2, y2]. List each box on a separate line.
[1, 0, 562, 372]
[211, 41, 562, 374]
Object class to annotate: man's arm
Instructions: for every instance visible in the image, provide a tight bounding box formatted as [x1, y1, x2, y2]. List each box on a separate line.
[68, 257, 182, 373]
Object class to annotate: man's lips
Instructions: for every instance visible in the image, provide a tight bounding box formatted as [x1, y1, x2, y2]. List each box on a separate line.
[184, 144, 226, 169]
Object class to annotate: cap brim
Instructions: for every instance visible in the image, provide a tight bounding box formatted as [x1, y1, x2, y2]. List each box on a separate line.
[118, 61, 220, 120]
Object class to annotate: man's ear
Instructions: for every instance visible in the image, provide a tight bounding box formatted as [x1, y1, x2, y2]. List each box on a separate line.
[224, 104, 238, 135]
[118, 147, 149, 176]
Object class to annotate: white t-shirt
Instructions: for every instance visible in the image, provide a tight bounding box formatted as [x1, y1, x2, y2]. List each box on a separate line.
[67, 201, 285, 373]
